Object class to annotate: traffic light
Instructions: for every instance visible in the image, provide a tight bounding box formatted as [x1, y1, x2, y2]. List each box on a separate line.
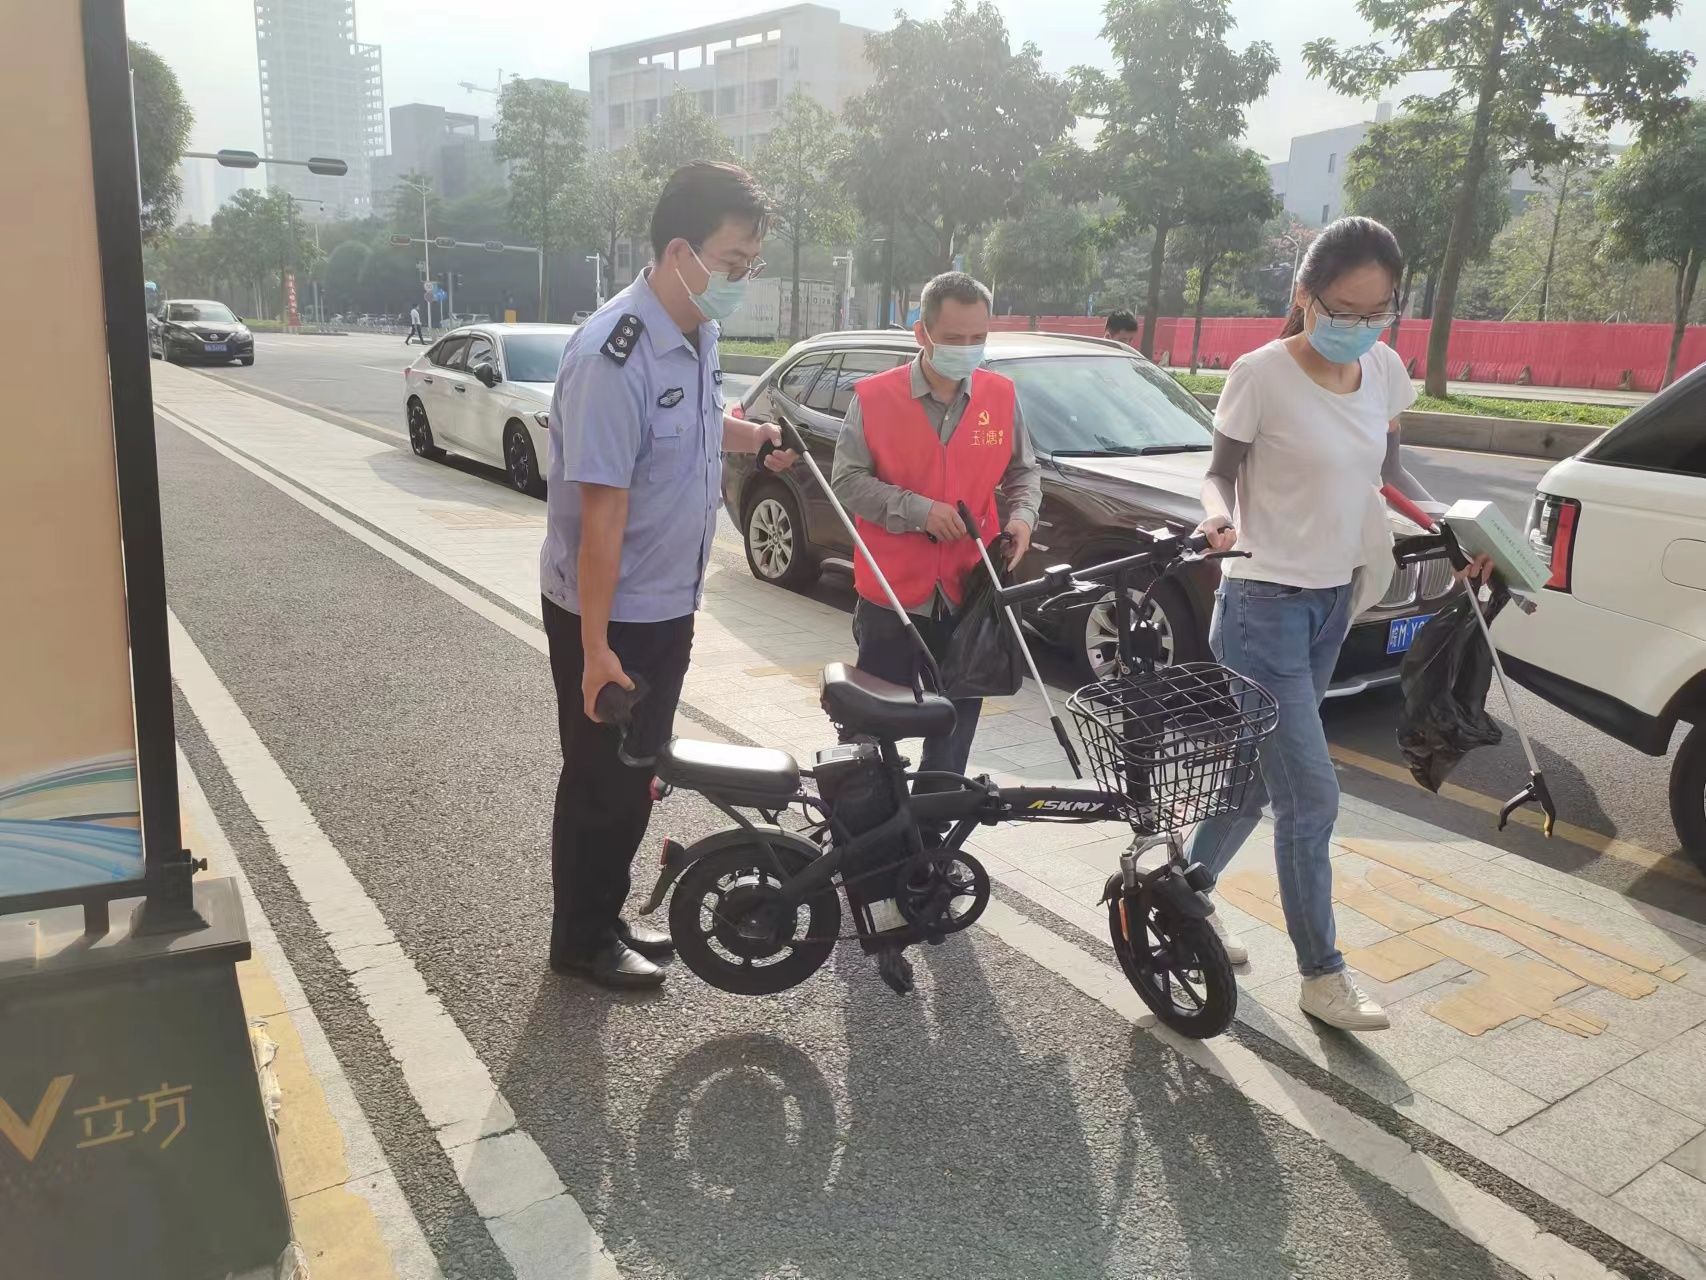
[389, 234, 412, 248]
[434, 236, 456, 249]
[215, 149, 260, 169]
[483, 240, 505, 253]
[306, 156, 349, 176]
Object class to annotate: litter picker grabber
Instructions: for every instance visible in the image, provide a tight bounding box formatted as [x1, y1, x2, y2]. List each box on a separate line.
[955, 500, 1083, 778]
[756, 421, 941, 700]
[1380, 484, 1557, 836]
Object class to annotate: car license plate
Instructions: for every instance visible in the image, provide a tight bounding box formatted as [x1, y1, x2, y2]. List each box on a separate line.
[204, 342, 227, 353]
[1386, 614, 1434, 655]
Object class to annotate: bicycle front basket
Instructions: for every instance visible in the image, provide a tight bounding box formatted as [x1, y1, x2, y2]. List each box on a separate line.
[1066, 662, 1279, 834]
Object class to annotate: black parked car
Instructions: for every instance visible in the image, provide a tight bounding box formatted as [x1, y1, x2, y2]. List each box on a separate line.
[149, 299, 254, 366]
[723, 330, 1454, 692]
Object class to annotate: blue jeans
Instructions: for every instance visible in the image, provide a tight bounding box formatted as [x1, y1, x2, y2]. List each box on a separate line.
[1185, 578, 1353, 977]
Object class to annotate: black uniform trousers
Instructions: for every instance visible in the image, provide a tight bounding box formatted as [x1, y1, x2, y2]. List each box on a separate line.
[543, 595, 694, 960]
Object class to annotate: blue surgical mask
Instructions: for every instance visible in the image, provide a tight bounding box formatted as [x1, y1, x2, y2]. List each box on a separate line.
[1306, 315, 1384, 364]
[926, 333, 985, 381]
[677, 247, 748, 322]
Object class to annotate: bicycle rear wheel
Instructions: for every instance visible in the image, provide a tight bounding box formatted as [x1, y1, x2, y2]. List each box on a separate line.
[1108, 892, 1236, 1038]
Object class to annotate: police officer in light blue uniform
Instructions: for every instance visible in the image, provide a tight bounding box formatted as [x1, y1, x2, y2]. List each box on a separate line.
[540, 161, 794, 988]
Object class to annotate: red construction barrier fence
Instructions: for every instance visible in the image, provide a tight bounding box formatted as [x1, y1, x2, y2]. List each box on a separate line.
[989, 315, 1706, 393]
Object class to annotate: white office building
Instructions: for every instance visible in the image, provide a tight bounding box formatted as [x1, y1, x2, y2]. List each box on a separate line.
[253, 0, 386, 217]
[588, 4, 875, 282]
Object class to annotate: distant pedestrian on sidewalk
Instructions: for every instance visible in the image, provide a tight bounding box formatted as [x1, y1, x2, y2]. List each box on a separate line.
[1103, 309, 1139, 347]
[1188, 216, 1490, 1032]
[540, 161, 795, 988]
[404, 306, 424, 344]
[831, 271, 1041, 807]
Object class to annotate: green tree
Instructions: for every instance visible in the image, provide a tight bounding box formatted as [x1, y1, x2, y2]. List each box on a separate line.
[1072, 0, 1278, 359]
[570, 148, 649, 303]
[129, 40, 194, 241]
[1174, 144, 1277, 370]
[357, 246, 424, 316]
[633, 90, 736, 183]
[842, 0, 1071, 319]
[324, 240, 371, 314]
[983, 198, 1096, 325]
[495, 77, 589, 319]
[1306, 0, 1692, 397]
[755, 91, 856, 340]
[1600, 104, 1706, 386]
[1342, 103, 1510, 337]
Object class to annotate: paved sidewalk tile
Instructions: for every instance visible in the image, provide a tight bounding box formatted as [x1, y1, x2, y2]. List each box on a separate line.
[1670, 1131, 1706, 1181]
[1616, 1163, 1706, 1253]
[1508, 1078, 1702, 1195]
[1565, 982, 1706, 1050]
[1412, 1058, 1548, 1134]
[1613, 1027, 1706, 1123]
[1461, 1019, 1642, 1103]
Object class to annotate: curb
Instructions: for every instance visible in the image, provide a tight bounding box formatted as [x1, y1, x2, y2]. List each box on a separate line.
[722, 352, 775, 375]
[1190, 392, 1603, 461]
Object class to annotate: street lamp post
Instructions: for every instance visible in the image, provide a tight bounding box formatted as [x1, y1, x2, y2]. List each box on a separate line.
[832, 252, 854, 330]
[586, 253, 604, 308]
[282, 195, 325, 327]
[398, 177, 434, 328]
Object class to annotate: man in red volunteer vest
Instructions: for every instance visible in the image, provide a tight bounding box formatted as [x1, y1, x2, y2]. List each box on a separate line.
[831, 271, 1041, 783]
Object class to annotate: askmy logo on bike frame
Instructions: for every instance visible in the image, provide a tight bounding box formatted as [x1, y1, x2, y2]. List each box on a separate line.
[1028, 798, 1105, 814]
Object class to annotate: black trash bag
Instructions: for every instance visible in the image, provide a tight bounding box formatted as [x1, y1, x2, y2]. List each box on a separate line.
[1397, 583, 1511, 791]
[939, 562, 1025, 699]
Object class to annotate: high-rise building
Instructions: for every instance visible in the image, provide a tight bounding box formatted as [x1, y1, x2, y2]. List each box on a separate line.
[253, 0, 385, 217]
[588, 5, 875, 282]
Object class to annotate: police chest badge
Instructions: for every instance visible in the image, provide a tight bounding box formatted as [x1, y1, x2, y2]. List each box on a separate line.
[712, 369, 724, 384]
[657, 387, 685, 408]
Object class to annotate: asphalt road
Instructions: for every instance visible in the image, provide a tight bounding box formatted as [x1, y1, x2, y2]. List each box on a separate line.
[157, 408, 1531, 1280]
[194, 332, 1699, 915]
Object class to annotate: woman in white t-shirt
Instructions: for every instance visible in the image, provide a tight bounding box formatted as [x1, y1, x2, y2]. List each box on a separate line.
[1189, 217, 1487, 1032]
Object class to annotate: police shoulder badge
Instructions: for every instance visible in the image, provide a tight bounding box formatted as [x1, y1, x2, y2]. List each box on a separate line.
[657, 387, 685, 408]
[601, 313, 643, 365]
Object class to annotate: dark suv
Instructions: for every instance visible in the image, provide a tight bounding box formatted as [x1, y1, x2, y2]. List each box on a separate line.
[724, 331, 1454, 692]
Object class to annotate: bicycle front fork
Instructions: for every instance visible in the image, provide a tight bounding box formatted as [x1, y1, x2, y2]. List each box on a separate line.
[1118, 832, 1188, 892]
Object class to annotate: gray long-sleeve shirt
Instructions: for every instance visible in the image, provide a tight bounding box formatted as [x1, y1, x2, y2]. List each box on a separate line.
[831, 354, 1042, 535]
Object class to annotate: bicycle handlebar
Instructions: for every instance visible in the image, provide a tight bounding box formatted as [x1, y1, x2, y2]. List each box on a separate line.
[996, 530, 1242, 608]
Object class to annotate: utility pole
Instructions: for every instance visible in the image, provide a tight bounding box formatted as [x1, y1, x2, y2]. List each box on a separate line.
[832, 252, 853, 329]
[399, 176, 433, 327]
[286, 195, 325, 323]
[586, 253, 604, 308]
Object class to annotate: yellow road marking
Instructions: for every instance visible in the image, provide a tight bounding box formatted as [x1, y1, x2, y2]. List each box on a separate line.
[1328, 743, 1704, 887]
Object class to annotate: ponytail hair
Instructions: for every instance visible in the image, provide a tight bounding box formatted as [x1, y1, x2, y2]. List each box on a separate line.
[1280, 216, 1405, 338]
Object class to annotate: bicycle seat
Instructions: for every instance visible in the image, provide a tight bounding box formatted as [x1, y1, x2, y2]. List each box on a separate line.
[820, 662, 957, 740]
[656, 738, 801, 805]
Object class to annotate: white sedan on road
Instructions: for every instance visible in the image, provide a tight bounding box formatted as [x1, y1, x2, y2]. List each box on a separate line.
[403, 323, 575, 497]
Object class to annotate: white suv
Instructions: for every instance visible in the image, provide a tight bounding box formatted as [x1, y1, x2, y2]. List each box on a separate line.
[1493, 363, 1706, 872]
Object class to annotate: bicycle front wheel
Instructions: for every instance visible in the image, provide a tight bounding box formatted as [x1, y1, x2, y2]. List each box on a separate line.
[1108, 894, 1236, 1039]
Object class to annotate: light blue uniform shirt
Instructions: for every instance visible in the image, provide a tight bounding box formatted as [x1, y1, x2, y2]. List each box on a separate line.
[540, 271, 725, 623]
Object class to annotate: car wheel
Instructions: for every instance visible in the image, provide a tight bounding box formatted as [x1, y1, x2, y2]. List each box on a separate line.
[406, 397, 445, 461]
[239, 356, 254, 366]
[1071, 575, 1205, 687]
[1670, 723, 1706, 877]
[504, 420, 546, 498]
[743, 483, 819, 590]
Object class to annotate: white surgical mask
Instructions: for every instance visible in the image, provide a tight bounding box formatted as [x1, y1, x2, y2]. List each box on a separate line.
[676, 246, 749, 322]
[926, 331, 985, 381]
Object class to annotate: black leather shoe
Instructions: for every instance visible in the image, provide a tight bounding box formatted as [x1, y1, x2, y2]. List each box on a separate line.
[616, 918, 674, 959]
[551, 940, 665, 989]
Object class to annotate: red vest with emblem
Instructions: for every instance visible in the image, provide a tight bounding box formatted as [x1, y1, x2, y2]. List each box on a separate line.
[850, 364, 1017, 610]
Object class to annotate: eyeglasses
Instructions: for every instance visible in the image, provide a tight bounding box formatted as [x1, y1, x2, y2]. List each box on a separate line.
[1311, 295, 1399, 330]
[698, 249, 766, 282]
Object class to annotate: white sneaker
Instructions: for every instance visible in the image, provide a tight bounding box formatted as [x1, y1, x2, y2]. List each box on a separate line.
[1299, 971, 1390, 1031]
[1207, 909, 1248, 965]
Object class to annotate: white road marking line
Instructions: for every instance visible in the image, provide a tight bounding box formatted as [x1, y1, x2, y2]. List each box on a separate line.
[192, 370, 409, 441]
[170, 613, 621, 1280]
[159, 381, 1632, 1277]
[158, 407, 547, 653]
[973, 899, 1621, 1280]
[177, 746, 446, 1280]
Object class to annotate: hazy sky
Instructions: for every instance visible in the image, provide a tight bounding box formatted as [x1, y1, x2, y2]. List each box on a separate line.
[127, 0, 1701, 165]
